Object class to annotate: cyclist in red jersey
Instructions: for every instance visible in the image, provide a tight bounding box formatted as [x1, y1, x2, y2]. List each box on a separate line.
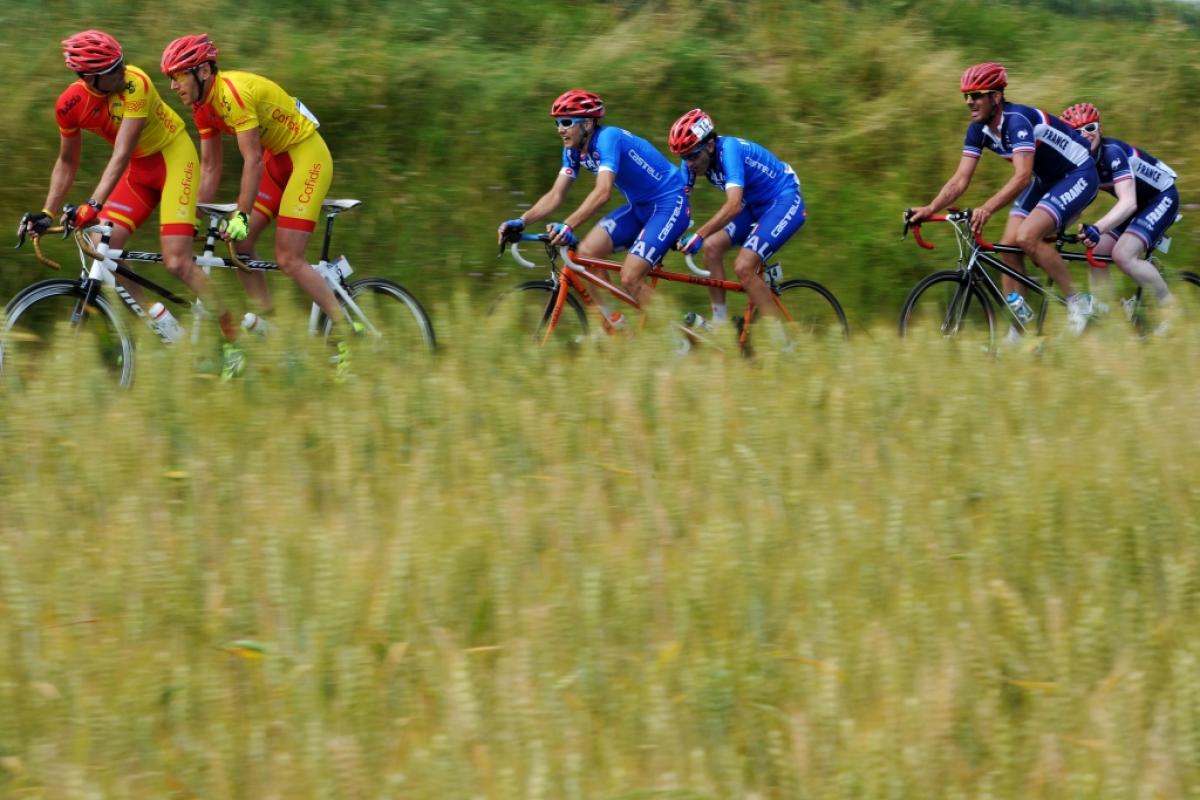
[160, 34, 345, 331]
[18, 30, 232, 337]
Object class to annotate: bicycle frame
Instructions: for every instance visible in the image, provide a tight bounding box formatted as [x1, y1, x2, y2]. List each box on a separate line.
[506, 234, 789, 346]
[906, 210, 1111, 334]
[36, 199, 375, 340]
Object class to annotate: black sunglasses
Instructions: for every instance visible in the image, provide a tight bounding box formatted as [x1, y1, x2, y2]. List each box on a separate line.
[682, 147, 706, 161]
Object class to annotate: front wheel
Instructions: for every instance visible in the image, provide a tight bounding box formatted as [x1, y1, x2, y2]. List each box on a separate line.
[1, 279, 135, 387]
[899, 270, 996, 351]
[321, 277, 437, 353]
[487, 279, 588, 346]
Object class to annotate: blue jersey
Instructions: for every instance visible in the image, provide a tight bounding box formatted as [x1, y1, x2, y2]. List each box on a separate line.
[1095, 137, 1177, 207]
[560, 125, 685, 206]
[686, 135, 800, 210]
[963, 103, 1092, 184]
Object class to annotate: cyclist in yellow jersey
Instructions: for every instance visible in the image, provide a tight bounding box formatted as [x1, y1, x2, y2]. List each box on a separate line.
[160, 34, 343, 326]
[18, 30, 231, 336]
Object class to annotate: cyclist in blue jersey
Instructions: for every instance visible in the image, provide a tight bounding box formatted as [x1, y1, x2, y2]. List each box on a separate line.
[496, 89, 690, 307]
[1061, 102, 1178, 328]
[907, 62, 1101, 335]
[667, 108, 805, 323]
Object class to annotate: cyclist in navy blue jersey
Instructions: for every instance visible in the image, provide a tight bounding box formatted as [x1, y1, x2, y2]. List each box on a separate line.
[1061, 102, 1178, 326]
[497, 90, 689, 308]
[907, 62, 1101, 334]
[667, 108, 805, 323]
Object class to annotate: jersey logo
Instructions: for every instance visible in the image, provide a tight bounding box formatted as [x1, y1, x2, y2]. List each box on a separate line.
[1017, 130, 1028, 139]
[563, 167, 576, 178]
[1111, 159, 1120, 168]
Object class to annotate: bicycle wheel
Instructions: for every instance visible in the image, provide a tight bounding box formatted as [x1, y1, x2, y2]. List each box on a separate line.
[1, 279, 135, 387]
[899, 270, 996, 350]
[487, 279, 588, 345]
[322, 277, 436, 353]
[773, 278, 849, 340]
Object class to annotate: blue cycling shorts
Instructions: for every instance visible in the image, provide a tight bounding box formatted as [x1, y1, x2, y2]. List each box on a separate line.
[597, 194, 690, 266]
[723, 189, 806, 263]
[1012, 163, 1099, 229]
[1111, 185, 1179, 249]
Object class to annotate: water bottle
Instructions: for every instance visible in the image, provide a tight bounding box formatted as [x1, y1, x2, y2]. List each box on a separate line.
[1006, 292, 1034, 325]
[242, 312, 272, 336]
[683, 311, 712, 332]
[148, 302, 185, 343]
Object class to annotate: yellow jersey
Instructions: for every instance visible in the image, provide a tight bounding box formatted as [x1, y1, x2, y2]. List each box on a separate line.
[192, 70, 319, 154]
[54, 64, 185, 158]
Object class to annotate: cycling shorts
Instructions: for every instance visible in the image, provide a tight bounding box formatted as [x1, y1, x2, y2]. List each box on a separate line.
[723, 188, 806, 262]
[252, 132, 333, 233]
[1011, 163, 1099, 229]
[597, 193, 690, 266]
[98, 131, 197, 238]
[1111, 185, 1179, 249]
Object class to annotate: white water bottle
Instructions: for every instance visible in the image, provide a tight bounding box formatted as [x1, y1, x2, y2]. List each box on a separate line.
[148, 302, 184, 343]
[242, 312, 272, 336]
[683, 311, 712, 331]
[1006, 292, 1034, 325]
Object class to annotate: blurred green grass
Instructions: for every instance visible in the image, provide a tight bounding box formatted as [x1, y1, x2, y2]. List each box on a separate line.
[4, 2, 1200, 796]
[2, 301, 1200, 796]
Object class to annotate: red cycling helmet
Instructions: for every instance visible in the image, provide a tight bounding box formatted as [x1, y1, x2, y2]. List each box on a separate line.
[960, 62, 1008, 93]
[160, 34, 219, 75]
[668, 108, 716, 155]
[1061, 102, 1100, 128]
[550, 89, 605, 118]
[62, 30, 123, 75]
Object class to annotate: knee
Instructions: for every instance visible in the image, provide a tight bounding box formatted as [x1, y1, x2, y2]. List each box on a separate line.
[1013, 227, 1039, 252]
[163, 258, 193, 279]
[276, 254, 308, 276]
[733, 254, 760, 282]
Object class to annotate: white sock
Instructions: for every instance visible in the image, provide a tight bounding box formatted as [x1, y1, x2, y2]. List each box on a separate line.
[711, 303, 727, 322]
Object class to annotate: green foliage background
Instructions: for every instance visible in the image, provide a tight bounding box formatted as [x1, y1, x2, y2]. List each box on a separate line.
[1, 0, 1197, 318]
[3, 2, 1200, 797]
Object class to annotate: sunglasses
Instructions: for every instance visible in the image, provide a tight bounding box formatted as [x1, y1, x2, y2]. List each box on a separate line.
[682, 146, 706, 162]
[1078, 122, 1100, 134]
[555, 117, 588, 129]
[963, 91, 992, 101]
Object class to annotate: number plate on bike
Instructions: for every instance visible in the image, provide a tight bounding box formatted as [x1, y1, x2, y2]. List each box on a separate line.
[331, 256, 354, 280]
[763, 264, 783, 284]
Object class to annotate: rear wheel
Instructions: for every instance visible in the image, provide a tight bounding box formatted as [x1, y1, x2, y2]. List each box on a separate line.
[772, 278, 849, 340]
[899, 270, 996, 351]
[1, 279, 135, 387]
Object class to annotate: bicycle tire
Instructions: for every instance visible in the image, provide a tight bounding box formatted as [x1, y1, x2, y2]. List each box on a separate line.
[899, 270, 996, 350]
[1, 279, 135, 387]
[487, 279, 589, 345]
[321, 277, 437, 353]
[773, 278, 850, 340]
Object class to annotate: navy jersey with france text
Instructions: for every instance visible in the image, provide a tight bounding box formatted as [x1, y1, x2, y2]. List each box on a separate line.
[560, 125, 685, 206]
[1095, 137, 1177, 208]
[686, 135, 800, 210]
[963, 103, 1092, 184]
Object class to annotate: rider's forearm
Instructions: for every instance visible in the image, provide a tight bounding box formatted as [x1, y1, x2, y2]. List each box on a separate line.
[696, 197, 743, 238]
[90, 146, 136, 206]
[43, 157, 80, 214]
[236, 157, 264, 216]
[979, 174, 1030, 216]
[563, 186, 611, 230]
[197, 163, 222, 204]
[519, 191, 564, 226]
[1091, 198, 1138, 235]
[926, 178, 968, 214]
